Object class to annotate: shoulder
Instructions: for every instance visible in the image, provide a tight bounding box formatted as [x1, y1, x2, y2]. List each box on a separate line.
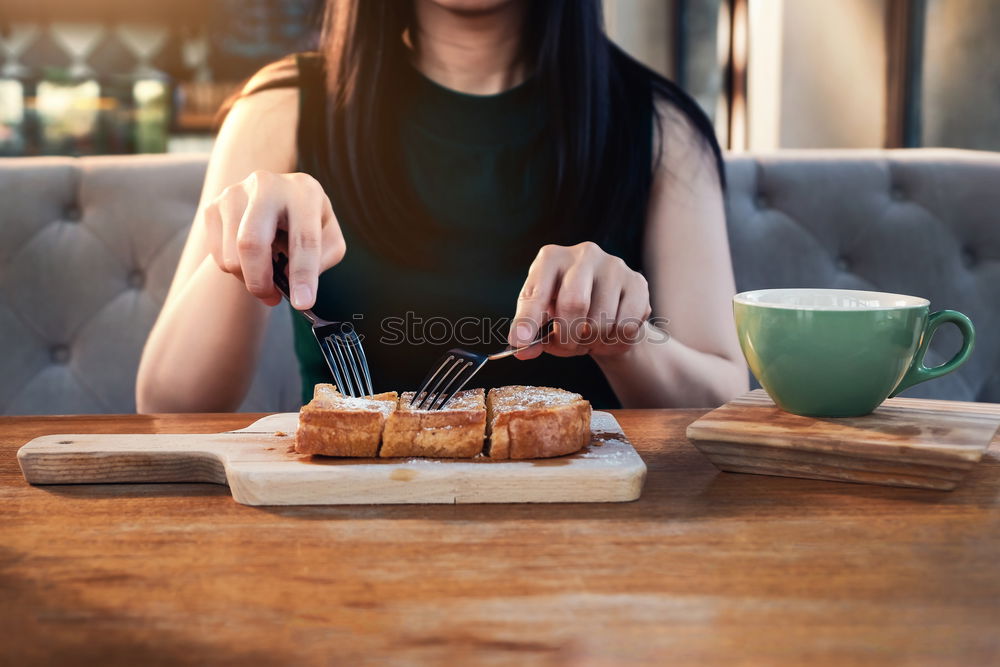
[651, 95, 724, 190]
[212, 57, 305, 176]
[222, 88, 299, 167]
[607, 45, 724, 187]
[652, 98, 713, 170]
[241, 53, 304, 96]
[226, 52, 314, 130]
[222, 52, 318, 129]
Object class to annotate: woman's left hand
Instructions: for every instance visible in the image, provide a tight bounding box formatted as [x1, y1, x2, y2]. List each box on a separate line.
[508, 241, 652, 359]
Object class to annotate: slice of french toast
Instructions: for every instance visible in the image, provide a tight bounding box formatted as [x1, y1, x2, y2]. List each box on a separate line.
[486, 386, 592, 459]
[381, 389, 487, 458]
[294, 384, 398, 457]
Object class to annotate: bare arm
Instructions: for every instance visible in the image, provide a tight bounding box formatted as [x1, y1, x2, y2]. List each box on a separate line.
[135, 88, 298, 413]
[137, 61, 345, 413]
[593, 104, 747, 407]
[508, 103, 747, 408]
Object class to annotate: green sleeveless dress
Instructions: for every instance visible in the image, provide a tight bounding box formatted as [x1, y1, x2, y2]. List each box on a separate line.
[291, 53, 650, 409]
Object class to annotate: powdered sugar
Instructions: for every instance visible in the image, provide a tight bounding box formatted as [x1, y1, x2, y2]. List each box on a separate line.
[399, 389, 485, 412]
[581, 438, 628, 458]
[313, 385, 396, 413]
[489, 385, 582, 410]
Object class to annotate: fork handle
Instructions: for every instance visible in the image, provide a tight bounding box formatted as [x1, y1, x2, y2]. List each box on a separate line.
[488, 320, 555, 361]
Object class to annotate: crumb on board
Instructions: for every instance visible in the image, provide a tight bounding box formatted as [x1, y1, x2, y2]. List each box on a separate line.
[274, 431, 288, 437]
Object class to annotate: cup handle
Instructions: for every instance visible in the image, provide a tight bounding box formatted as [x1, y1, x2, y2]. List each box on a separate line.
[890, 310, 975, 397]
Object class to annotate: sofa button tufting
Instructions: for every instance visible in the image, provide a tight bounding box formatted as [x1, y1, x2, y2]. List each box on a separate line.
[127, 270, 145, 289]
[836, 256, 852, 272]
[64, 204, 82, 221]
[961, 247, 977, 268]
[754, 193, 769, 209]
[890, 186, 905, 201]
[50, 345, 70, 364]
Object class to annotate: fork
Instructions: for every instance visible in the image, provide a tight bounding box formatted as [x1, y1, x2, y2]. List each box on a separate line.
[271, 252, 374, 398]
[410, 320, 555, 410]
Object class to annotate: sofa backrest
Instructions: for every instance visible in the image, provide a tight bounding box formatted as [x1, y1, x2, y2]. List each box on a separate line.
[0, 155, 300, 415]
[725, 149, 1000, 403]
[1, 149, 997, 414]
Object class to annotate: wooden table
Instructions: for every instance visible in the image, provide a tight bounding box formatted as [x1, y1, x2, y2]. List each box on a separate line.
[2, 411, 999, 666]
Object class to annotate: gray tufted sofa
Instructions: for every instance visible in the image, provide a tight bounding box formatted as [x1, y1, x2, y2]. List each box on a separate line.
[0, 155, 299, 415]
[1, 149, 998, 415]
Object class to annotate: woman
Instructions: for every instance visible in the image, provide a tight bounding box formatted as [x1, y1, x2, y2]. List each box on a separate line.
[136, 0, 747, 412]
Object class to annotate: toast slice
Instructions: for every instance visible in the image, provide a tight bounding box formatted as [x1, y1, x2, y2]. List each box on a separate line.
[295, 384, 398, 457]
[381, 389, 487, 458]
[486, 386, 592, 459]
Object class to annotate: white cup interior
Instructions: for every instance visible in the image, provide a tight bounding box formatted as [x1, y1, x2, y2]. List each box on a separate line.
[734, 288, 928, 310]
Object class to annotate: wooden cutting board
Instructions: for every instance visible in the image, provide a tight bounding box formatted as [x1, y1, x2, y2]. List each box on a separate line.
[686, 389, 1000, 490]
[17, 411, 646, 505]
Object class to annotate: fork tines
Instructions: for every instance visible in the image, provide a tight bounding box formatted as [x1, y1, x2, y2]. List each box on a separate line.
[314, 323, 373, 398]
[411, 350, 486, 410]
[272, 252, 374, 399]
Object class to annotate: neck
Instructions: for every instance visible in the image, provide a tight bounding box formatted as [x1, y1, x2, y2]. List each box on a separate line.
[411, 0, 528, 95]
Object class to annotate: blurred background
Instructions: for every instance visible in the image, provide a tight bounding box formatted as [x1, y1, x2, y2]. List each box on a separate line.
[1, 0, 998, 156]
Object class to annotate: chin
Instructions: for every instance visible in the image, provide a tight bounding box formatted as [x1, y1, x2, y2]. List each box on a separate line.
[423, 0, 520, 14]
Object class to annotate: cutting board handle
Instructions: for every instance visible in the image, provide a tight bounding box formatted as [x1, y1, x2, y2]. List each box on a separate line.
[17, 433, 235, 486]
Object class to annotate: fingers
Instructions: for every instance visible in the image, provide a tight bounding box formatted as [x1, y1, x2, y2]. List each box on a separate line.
[554, 260, 594, 326]
[285, 174, 344, 310]
[218, 185, 248, 280]
[511, 241, 652, 360]
[203, 171, 346, 309]
[587, 278, 623, 343]
[616, 271, 651, 344]
[236, 172, 280, 303]
[548, 254, 595, 356]
[509, 244, 564, 348]
[285, 175, 324, 310]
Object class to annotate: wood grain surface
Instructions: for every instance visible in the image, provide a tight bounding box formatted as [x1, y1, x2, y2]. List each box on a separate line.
[16, 412, 646, 505]
[687, 390, 1000, 490]
[2, 410, 999, 666]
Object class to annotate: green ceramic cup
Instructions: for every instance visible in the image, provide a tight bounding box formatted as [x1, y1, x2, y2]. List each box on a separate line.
[733, 288, 975, 417]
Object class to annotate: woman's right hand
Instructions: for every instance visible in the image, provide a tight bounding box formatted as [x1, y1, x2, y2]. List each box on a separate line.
[203, 170, 346, 310]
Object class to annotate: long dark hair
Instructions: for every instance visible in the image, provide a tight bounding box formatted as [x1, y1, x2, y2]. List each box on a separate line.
[236, 0, 724, 267]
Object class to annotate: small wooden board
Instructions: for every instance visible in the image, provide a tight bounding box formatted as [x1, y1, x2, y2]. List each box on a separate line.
[686, 390, 1000, 490]
[17, 411, 646, 505]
